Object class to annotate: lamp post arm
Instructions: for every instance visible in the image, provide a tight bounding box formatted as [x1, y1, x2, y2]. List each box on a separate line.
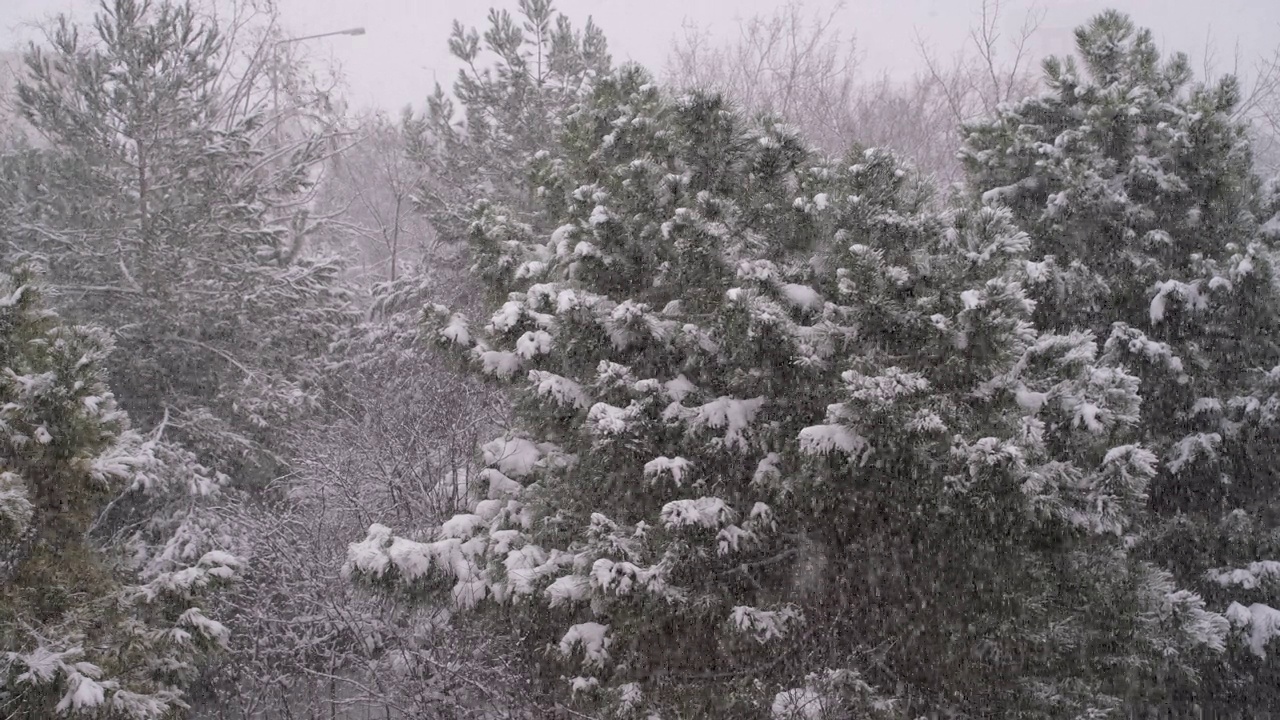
[275, 27, 366, 45]
[270, 27, 364, 142]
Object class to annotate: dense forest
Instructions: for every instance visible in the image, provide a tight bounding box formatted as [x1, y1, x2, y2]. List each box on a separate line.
[2, 0, 1280, 717]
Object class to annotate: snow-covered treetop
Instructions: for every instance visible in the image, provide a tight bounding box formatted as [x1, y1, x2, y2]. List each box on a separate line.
[6, 0, 359, 487]
[404, 0, 612, 248]
[959, 9, 1280, 514]
[961, 9, 1276, 343]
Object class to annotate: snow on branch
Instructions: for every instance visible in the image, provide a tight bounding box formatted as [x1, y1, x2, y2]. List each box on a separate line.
[661, 496, 737, 529]
[558, 622, 611, 668]
[1225, 602, 1280, 658]
[730, 604, 804, 643]
[798, 424, 869, 460]
[643, 456, 692, 486]
[1206, 561, 1280, 590]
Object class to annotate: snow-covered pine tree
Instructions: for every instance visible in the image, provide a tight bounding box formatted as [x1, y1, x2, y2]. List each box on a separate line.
[0, 266, 240, 719]
[4, 0, 355, 486]
[332, 0, 612, 395]
[348, 66, 1229, 718]
[189, 5, 583, 710]
[960, 11, 1280, 708]
[403, 0, 611, 249]
[0, 0, 358, 608]
[325, 0, 613, 464]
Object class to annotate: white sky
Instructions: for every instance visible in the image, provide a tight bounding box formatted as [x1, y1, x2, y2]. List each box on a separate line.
[3, 0, 1279, 113]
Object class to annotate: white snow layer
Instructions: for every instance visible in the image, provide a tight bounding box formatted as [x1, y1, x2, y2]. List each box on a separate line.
[1207, 561, 1280, 590]
[546, 574, 591, 607]
[1225, 602, 1280, 658]
[730, 604, 802, 643]
[529, 370, 591, 409]
[771, 687, 829, 720]
[478, 350, 522, 378]
[687, 396, 766, 451]
[660, 496, 736, 529]
[559, 622, 611, 667]
[482, 436, 542, 478]
[55, 673, 105, 713]
[798, 424, 868, 457]
[515, 330, 552, 358]
[643, 456, 692, 485]
[780, 283, 822, 310]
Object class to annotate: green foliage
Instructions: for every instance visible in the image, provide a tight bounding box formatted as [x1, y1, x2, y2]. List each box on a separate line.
[330, 0, 611, 417]
[403, 0, 611, 249]
[0, 265, 239, 719]
[3, 0, 355, 485]
[349, 66, 1230, 718]
[961, 10, 1280, 712]
[0, 4, 355, 711]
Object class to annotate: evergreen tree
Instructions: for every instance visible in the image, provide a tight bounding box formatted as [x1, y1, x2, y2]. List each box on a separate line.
[3, 0, 354, 486]
[961, 11, 1280, 709]
[326, 0, 614, 431]
[349, 67, 1228, 718]
[404, 0, 611, 247]
[0, 265, 239, 719]
[336, 0, 613, 393]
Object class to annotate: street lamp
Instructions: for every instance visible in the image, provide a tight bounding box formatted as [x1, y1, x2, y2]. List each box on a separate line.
[275, 27, 366, 45]
[271, 27, 366, 138]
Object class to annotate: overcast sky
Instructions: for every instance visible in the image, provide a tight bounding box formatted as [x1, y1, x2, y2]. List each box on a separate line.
[3, 0, 1279, 113]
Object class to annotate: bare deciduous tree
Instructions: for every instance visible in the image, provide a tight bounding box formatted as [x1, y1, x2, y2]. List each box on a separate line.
[666, 1, 858, 150]
[915, 0, 1044, 126]
[313, 111, 436, 288]
[665, 0, 1043, 189]
[191, 349, 526, 719]
[1200, 31, 1280, 177]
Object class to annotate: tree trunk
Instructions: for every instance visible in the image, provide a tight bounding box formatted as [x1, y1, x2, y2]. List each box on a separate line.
[390, 195, 402, 282]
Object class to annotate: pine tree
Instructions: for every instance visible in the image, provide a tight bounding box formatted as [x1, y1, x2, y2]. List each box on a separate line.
[0, 11, 358, 711]
[960, 11, 1280, 709]
[0, 265, 239, 719]
[334, 0, 613, 394]
[3, 0, 355, 485]
[348, 67, 1229, 718]
[326, 0, 613, 432]
[403, 0, 611, 247]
